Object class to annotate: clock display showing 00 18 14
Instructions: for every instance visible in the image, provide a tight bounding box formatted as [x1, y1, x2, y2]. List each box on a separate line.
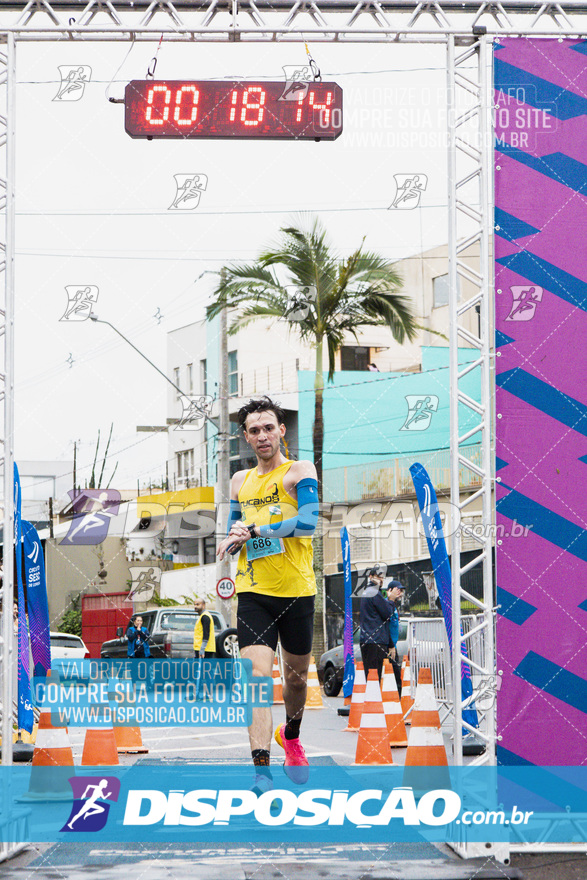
[124, 80, 343, 140]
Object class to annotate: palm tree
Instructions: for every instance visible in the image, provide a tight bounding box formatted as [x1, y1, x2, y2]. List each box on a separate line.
[206, 217, 418, 654]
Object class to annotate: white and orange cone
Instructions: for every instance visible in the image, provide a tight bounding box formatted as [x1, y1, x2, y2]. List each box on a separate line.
[113, 724, 148, 754]
[382, 660, 408, 747]
[354, 670, 393, 765]
[17, 681, 75, 801]
[403, 668, 450, 790]
[304, 656, 324, 709]
[82, 724, 120, 766]
[272, 656, 284, 705]
[344, 662, 366, 731]
[401, 657, 414, 724]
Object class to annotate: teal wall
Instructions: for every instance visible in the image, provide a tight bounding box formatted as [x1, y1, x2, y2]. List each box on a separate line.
[297, 347, 481, 469]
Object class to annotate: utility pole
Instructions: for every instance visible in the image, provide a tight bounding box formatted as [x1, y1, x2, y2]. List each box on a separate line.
[216, 270, 233, 622]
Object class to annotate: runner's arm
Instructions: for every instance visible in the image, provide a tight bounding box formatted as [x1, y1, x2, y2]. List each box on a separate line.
[257, 478, 319, 538]
[227, 499, 242, 533]
[217, 472, 249, 559]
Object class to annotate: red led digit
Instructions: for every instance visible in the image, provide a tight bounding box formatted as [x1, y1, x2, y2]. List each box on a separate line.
[309, 90, 333, 127]
[229, 90, 238, 122]
[240, 87, 266, 127]
[296, 91, 304, 123]
[173, 86, 199, 125]
[146, 85, 172, 125]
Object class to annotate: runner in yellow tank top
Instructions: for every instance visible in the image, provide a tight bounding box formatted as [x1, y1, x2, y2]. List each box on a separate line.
[234, 460, 315, 598]
[216, 397, 319, 793]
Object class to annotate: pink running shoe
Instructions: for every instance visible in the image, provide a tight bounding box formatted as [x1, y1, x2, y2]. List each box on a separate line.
[274, 724, 309, 784]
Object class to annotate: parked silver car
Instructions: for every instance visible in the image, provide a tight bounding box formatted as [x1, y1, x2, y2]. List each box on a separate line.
[317, 622, 409, 697]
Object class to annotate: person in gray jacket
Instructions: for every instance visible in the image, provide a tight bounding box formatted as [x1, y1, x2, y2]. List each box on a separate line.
[359, 563, 393, 683]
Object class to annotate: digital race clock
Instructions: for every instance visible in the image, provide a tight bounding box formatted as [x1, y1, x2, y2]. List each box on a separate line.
[124, 80, 343, 141]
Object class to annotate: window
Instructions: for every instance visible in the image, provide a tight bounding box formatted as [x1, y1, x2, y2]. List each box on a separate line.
[204, 535, 216, 565]
[176, 449, 194, 482]
[229, 421, 240, 459]
[203, 420, 209, 484]
[433, 274, 460, 308]
[141, 613, 155, 631]
[159, 613, 197, 632]
[461, 515, 483, 552]
[200, 359, 207, 396]
[341, 346, 370, 371]
[173, 367, 181, 398]
[50, 634, 84, 649]
[348, 527, 373, 560]
[187, 363, 193, 393]
[228, 350, 238, 396]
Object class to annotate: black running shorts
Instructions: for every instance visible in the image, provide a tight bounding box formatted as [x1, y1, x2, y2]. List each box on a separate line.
[237, 592, 315, 655]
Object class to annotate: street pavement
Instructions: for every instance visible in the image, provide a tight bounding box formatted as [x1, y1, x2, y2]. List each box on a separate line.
[4, 695, 541, 879]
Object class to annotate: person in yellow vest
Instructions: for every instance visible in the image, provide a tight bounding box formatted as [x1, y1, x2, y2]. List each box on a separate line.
[217, 396, 319, 795]
[193, 597, 216, 658]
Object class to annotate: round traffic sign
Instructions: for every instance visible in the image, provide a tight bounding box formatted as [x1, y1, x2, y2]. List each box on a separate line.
[216, 576, 235, 600]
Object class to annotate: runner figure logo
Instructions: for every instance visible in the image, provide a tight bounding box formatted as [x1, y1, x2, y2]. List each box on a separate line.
[389, 174, 428, 210]
[400, 394, 439, 431]
[26, 539, 40, 565]
[54, 66, 91, 101]
[61, 489, 121, 545]
[279, 66, 312, 102]
[128, 566, 161, 602]
[176, 394, 213, 431]
[283, 284, 317, 322]
[505, 285, 543, 321]
[61, 776, 120, 832]
[169, 174, 208, 210]
[60, 286, 98, 322]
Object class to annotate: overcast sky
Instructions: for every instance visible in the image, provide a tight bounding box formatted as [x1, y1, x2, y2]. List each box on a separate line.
[14, 39, 459, 495]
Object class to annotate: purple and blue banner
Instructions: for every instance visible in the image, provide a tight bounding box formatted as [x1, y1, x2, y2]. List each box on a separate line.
[494, 39, 587, 765]
[340, 526, 355, 698]
[22, 520, 51, 678]
[14, 464, 34, 734]
[409, 463, 478, 731]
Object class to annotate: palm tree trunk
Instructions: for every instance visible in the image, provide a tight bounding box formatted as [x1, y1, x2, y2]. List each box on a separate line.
[312, 337, 326, 658]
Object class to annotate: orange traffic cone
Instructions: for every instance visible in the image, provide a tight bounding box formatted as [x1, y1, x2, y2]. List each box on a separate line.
[354, 670, 393, 765]
[382, 660, 408, 747]
[345, 662, 366, 731]
[272, 656, 284, 705]
[304, 656, 324, 709]
[17, 702, 74, 801]
[401, 657, 414, 724]
[113, 725, 148, 754]
[82, 725, 120, 766]
[403, 668, 450, 790]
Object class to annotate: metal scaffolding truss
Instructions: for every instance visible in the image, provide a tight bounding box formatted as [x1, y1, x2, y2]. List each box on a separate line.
[446, 31, 505, 862]
[0, 0, 587, 39]
[447, 33, 494, 769]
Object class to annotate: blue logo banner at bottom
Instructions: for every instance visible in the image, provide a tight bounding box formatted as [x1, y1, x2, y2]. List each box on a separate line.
[5, 765, 587, 844]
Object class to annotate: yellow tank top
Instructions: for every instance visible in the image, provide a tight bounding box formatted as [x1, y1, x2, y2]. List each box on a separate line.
[193, 610, 215, 653]
[235, 461, 316, 598]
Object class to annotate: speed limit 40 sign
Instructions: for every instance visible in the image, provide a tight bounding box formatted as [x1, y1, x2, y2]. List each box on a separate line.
[216, 577, 235, 600]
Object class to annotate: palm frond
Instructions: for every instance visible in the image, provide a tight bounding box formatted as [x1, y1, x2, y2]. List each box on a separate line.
[206, 216, 418, 374]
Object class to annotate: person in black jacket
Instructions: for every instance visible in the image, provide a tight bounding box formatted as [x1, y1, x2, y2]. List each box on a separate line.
[359, 564, 393, 683]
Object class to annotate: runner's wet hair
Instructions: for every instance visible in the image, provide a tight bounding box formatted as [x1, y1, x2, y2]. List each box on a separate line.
[238, 396, 286, 431]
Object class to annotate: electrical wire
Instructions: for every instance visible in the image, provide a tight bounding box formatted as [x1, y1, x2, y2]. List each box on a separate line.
[12, 203, 455, 218]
